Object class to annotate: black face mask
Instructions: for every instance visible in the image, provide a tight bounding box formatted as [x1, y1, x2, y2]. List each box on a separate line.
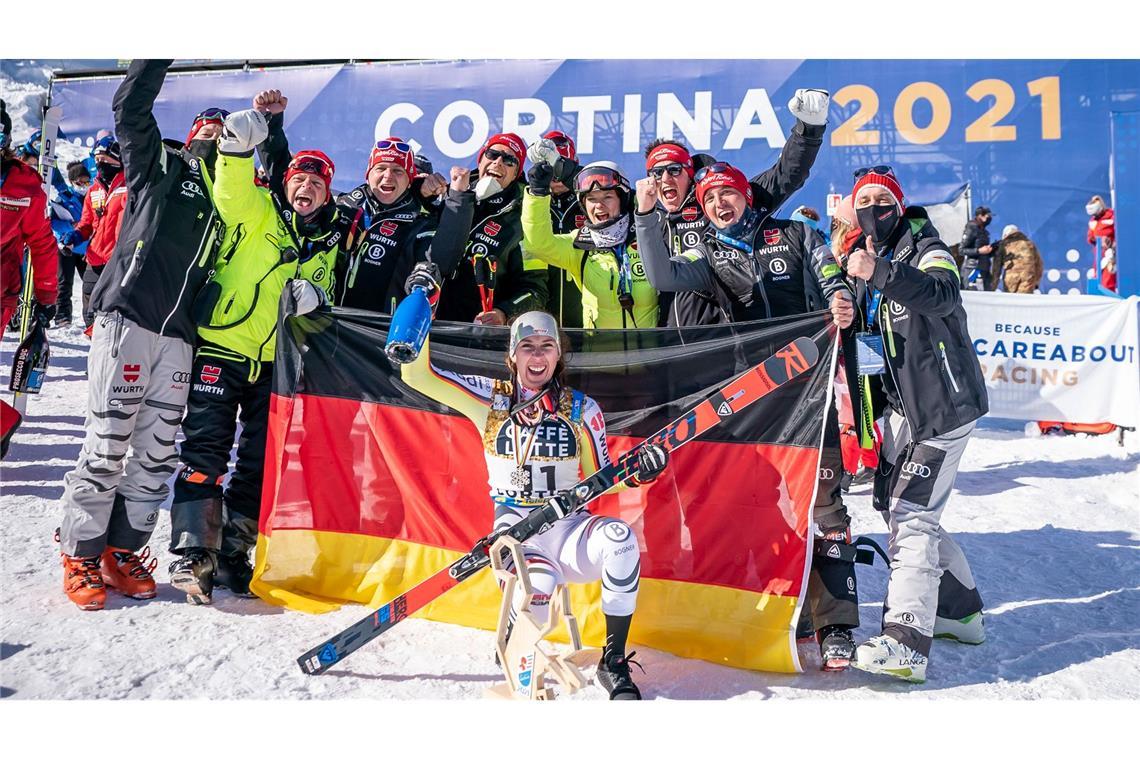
[96, 162, 121, 184]
[856, 203, 900, 246]
[187, 139, 218, 173]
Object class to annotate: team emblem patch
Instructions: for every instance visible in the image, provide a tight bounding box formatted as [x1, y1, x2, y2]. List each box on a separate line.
[122, 364, 140, 383]
[200, 365, 222, 385]
[763, 228, 781, 245]
[484, 221, 502, 237]
[379, 220, 398, 237]
[681, 206, 700, 222]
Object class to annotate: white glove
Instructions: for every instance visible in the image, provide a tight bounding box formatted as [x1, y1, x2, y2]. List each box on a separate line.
[788, 88, 830, 126]
[474, 175, 504, 202]
[289, 279, 325, 316]
[527, 138, 560, 168]
[218, 109, 269, 155]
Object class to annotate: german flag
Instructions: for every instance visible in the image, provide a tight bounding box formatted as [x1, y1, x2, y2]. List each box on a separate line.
[252, 309, 837, 673]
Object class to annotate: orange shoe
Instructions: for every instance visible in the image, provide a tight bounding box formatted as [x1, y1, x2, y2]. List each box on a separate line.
[100, 546, 158, 599]
[62, 554, 106, 610]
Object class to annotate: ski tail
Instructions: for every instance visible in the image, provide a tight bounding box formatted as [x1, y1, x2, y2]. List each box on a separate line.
[296, 335, 820, 675]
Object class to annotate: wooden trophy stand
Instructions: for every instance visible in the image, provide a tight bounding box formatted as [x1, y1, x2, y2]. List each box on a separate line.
[483, 536, 599, 700]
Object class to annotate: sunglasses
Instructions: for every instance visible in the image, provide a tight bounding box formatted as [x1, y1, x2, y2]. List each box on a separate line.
[575, 166, 627, 194]
[693, 162, 733, 183]
[648, 163, 687, 179]
[375, 139, 412, 153]
[853, 165, 895, 180]
[482, 148, 519, 167]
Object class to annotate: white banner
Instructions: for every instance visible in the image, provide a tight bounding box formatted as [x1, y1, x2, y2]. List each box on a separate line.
[963, 292, 1140, 426]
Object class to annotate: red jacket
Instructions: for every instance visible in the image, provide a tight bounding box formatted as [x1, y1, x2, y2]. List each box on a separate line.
[75, 170, 128, 267]
[1087, 208, 1115, 248]
[1, 160, 59, 313]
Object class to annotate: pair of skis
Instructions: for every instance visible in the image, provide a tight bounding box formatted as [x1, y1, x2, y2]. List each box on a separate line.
[297, 336, 820, 676]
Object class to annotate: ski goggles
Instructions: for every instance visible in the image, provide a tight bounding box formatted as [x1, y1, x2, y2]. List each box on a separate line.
[648, 163, 687, 180]
[288, 154, 335, 183]
[375, 139, 412, 153]
[575, 166, 628, 194]
[482, 148, 519, 167]
[852, 165, 896, 181]
[192, 107, 230, 124]
[693, 162, 735, 184]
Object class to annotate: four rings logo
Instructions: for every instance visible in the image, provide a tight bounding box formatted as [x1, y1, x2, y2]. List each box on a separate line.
[181, 180, 204, 199]
[818, 468, 835, 481]
[901, 462, 932, 478]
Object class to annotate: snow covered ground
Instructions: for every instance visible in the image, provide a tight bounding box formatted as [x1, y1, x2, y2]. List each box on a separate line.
[2, 280, 1138, 703]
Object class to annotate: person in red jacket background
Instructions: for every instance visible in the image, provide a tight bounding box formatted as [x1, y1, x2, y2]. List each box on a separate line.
[1, 99, 59, 455]
[1086, 195, 1117, 293]
[60, 136, 127, 331]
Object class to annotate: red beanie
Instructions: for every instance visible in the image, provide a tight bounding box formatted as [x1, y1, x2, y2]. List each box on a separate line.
[695, 163, 752, 207]
[477, 132, 527, 166]
[645, 143, 694, 177]
[286, 150, 335, 189]
[852, 169, 905, 210]
[185, 107, 229, 145]
[368, 137, 417, 178]
[542, 130, 576, 161]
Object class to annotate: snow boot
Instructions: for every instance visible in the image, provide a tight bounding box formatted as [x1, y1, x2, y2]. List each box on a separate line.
[852, 634, 928, 683]
[214, 552, 256, 597]
[596, 650, 644, 700]
[934, 611, 985, 645]
[100, 546, 158, 600]
[62, 554, 106, 611]
[818, 625, 856, 672]
[169, 548, 216, 605]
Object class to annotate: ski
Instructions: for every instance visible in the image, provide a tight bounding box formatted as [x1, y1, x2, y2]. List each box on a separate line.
[11, 105, 61, 415]
[297, 336, 820, 675]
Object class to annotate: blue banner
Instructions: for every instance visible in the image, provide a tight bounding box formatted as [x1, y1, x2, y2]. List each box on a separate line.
[52, 59, 1140, 294]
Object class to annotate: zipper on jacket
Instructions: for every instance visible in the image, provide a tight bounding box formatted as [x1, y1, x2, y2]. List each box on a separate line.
[119, 240, 144, 287]
[939, 340, 961, 393]
[876, 296, 916, 426]
[881, 301, 897, 357]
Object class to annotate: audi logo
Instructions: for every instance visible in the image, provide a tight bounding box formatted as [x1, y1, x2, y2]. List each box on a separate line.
[818, 468, 835, 481]
[901, 462, 932, 478]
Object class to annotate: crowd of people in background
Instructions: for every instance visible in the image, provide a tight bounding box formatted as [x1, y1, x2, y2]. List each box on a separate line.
[0, 58, 1123, 693]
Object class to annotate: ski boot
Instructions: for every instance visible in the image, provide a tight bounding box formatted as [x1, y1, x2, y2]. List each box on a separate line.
[795, 610, 815, 643]
[62, 554, 106, 611]
[852, 634, 927, 683]
[214, 552, 256, 597]
[934, 611, 985, 645]
[596, 650, 644, 700]
[100, 546, 158, 599]
[818, 625, 856, 672]
[168, 548, 216, 605]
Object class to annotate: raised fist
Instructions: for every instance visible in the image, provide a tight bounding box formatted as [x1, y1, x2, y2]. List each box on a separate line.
[788, 88, 830, 127]
[635, 177, 659, 213]
[252, 89, 288, 115]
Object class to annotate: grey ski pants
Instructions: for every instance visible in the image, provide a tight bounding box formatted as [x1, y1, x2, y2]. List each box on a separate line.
[877, 411, 981, 656]
[59, 311, 192, 557]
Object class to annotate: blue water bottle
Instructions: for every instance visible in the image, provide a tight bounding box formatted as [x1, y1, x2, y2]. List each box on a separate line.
[384, 287, 433, 364]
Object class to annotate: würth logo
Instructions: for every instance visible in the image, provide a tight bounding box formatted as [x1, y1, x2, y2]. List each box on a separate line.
[379, 220, 398, 237]
[122, 364, 141, 383]
[681, 206, 700, 222]
[484, 221, 501, 237]
[763, 228, 781, 245]
[200, 365, 222, 385]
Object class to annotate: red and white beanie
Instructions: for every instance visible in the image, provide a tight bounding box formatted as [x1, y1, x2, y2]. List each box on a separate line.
[853, 170, 905, 211]
[368, 137, 417, 178]
[477, 132, 527, 166]
[286, 150, 335, 188]
[644, 142, 694, 177]
[695, 163, 753, 207]
[542, 130, 577, 161]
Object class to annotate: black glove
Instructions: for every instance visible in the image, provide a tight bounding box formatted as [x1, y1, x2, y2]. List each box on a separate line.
[33, 302, 56, 326]
[526, 162, 554, 196]
[551, 156, 579, 186]
[633, 443, 668, 485]
[405, 261, 441, 297]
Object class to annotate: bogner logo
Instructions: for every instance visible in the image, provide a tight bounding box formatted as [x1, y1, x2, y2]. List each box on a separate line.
[769, 258, 788, 275]
[763, 228, 781, 245]
[379, 220, 399, 237]
[901, 462, 932, 478]
[681, 206, 700, 222]
[484, 221, 502, 237]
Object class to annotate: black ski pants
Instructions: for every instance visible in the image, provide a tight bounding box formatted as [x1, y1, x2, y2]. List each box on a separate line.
[170, 344, 272, 558]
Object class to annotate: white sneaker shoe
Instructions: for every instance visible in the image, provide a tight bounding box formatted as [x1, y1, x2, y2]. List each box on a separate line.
[934, 611, 985, 644]
[852, 635, 928, 683]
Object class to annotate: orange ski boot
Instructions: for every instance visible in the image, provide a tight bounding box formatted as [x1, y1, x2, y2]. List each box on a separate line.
[62, 554, 106, 610]
[100, 546, 158, 599]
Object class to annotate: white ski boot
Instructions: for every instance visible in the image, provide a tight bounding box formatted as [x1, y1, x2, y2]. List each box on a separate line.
[934, 611, 985, 644]
[852, 635, 928, 683]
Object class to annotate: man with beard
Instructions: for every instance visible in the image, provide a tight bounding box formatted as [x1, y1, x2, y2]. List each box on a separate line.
[58, 59, 225, 610]
[644, 88, 830, 327]
[433, 132, 547, 325]
[635, 163, 863, 670]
